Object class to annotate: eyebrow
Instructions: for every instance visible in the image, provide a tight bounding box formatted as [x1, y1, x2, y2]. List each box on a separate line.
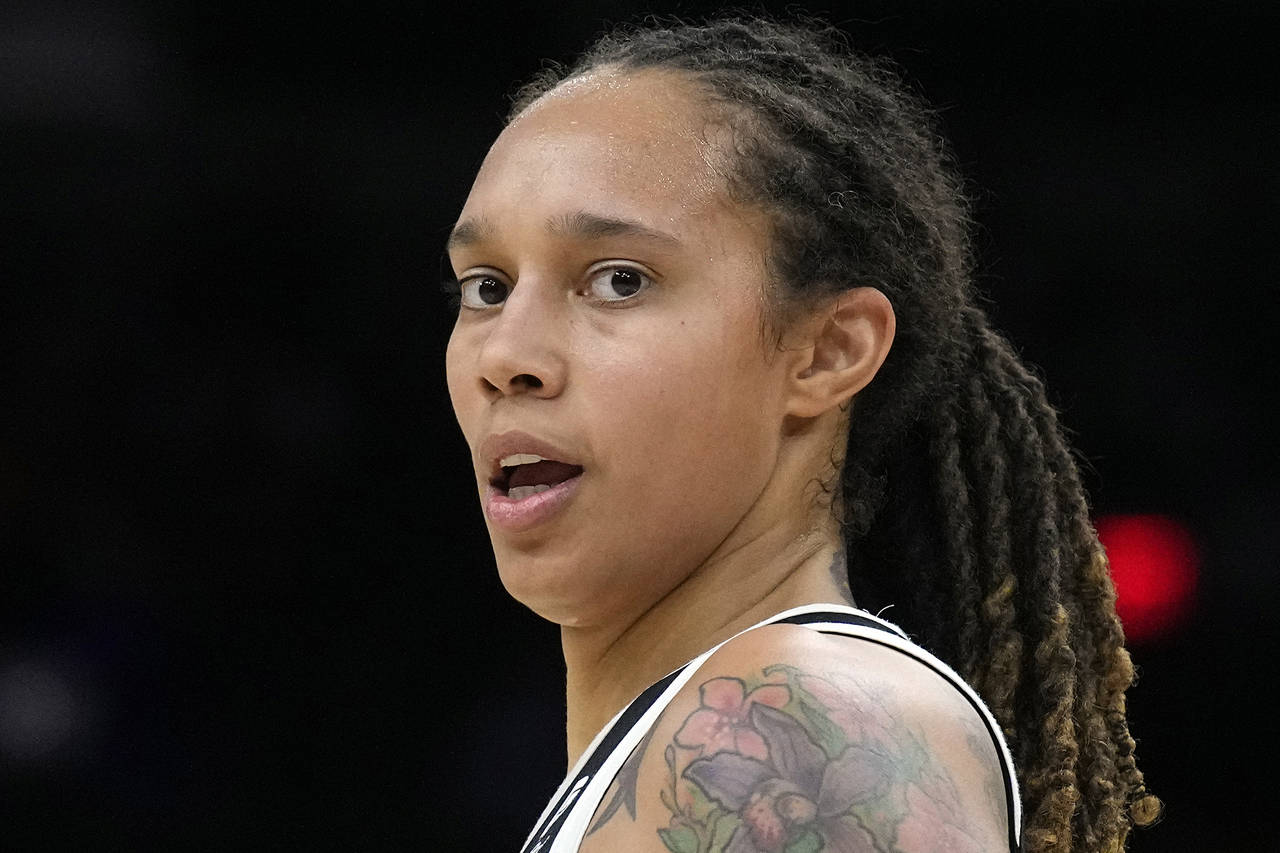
[547, 211, 682, 247]
[446, 211, 682, 253]
[445, 217, 491, 252]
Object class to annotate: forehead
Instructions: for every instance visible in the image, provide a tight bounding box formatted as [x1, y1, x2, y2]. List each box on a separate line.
[460, 69, 734, 224]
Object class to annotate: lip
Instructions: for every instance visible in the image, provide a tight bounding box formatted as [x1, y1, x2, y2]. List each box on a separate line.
[476, 429, 585, 533]
[483, 473, 584, 533]
[477, 430, 584, 484]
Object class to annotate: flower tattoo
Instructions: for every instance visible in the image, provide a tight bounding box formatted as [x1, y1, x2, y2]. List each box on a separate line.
[645, 664, 993, 853]
[674, 677, 791, 761]
[684, 704, 888, 852]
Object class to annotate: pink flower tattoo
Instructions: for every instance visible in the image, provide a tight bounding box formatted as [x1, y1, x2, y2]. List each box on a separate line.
[674, 677, 790, 760]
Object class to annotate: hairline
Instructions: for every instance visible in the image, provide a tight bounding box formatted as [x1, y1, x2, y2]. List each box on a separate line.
[510, 63, 838, 352]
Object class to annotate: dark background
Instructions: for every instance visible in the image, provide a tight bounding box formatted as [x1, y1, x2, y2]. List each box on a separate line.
[3, 1, 1275, 849]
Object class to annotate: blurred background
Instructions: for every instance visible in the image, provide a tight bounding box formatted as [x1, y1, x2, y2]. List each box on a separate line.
[2, 1, 1275, 849]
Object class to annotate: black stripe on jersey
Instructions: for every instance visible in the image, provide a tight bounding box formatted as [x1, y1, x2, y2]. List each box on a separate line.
[774, 608, 908, 638]
[520, 667, 683, 853]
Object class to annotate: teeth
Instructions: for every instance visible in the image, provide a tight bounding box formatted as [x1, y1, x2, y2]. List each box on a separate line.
[500, 453, 546, 467]
[508, 483, 552, 500]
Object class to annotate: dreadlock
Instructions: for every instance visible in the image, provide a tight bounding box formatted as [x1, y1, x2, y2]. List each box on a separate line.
[508, 14, 1159, 852]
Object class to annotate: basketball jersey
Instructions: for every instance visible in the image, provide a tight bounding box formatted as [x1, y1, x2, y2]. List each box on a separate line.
[520, 603, 1023, 852]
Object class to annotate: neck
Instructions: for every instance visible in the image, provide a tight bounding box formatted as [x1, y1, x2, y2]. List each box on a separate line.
[559, 517, 850, 763]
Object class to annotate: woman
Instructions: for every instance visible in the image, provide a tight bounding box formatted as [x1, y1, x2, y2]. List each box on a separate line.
[444, 15, 1158, 853]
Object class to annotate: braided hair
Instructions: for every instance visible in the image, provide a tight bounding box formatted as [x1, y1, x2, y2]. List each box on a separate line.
[508, 14, 1159, 852]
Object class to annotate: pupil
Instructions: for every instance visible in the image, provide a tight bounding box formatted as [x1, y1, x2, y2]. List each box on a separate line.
[478, 277, 505, 304]
[611, 270, 641, 297]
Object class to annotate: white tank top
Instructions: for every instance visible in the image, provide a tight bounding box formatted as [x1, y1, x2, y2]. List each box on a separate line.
[520, 603, 1023, 852]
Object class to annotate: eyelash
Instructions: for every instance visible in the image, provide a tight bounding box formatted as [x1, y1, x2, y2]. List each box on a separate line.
[584, 265, 654, 304]
[440, 277, 463, 311]
[439, 252, 463, 310]
[445, 264, 656, 311]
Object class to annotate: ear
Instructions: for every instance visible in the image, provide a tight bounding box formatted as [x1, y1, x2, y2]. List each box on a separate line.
[785, 287, 896, 419]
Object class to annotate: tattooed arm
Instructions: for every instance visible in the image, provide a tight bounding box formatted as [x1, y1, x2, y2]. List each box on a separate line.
[579, 624, 1010, 853]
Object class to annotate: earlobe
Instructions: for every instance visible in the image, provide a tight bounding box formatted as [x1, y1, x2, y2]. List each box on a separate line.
[787, 288, 895, 419]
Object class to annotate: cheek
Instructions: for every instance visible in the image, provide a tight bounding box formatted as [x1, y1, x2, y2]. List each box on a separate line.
[444, 329, 478, 436]
[590, 321, 777, 504]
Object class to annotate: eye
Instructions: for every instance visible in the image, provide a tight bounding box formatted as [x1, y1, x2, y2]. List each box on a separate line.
[459, 274, 510, 309]
[586, 266, 652, 303]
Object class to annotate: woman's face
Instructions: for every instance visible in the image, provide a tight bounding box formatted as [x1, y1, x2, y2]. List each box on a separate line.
[445, 70, 802, 627]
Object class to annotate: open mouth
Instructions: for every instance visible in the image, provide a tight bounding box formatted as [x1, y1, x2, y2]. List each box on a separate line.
[490, 454, 585, 500]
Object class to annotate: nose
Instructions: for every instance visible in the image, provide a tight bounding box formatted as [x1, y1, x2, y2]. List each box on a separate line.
[474, 281, 567, 400]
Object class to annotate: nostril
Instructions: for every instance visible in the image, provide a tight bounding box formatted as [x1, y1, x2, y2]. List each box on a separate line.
[480, 372, 545, 397]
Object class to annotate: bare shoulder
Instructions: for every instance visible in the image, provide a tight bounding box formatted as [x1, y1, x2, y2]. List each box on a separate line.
[579, 624, 1011, 853]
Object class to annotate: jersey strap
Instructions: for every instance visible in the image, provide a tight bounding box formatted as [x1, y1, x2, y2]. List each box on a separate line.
[771, 606, 1023, 852]
[519, 666, 681, 852]
[520, 603, 1021, 852]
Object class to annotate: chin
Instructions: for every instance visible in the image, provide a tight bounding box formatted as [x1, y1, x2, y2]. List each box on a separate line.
[494, 553, 614, 627]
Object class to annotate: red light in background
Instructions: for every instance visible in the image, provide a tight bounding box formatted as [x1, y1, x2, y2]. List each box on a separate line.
[1095, 513, 1199, 643]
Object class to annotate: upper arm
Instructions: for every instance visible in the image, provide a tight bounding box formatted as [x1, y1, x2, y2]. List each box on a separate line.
[579, 625, 1011, 853]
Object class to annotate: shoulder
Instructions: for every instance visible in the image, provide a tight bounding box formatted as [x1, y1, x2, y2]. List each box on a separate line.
[580, 623, 1012, 853]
